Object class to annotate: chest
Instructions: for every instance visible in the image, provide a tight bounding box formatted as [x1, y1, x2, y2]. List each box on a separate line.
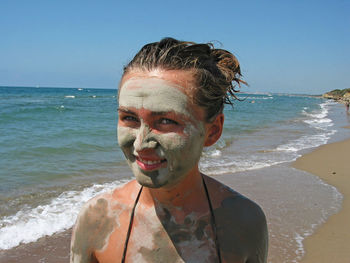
[96, 207, 219, 263]
[128, 212, 218, 263]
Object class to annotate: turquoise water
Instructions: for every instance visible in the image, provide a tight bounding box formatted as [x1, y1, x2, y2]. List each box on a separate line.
[1, 87, 122, 195]
[0, 86, 346, 260]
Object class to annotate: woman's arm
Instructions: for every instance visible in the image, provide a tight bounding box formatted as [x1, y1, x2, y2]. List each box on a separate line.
[70, 196, 116, 263]
[217, 195, 268, 263]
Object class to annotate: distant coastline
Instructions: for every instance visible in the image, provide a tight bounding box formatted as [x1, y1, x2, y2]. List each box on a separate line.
[322, 88, 350, 104]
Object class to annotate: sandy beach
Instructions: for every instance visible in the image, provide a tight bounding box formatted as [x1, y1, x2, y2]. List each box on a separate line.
[0, 229, 71, 263]
[293, 135, 350, 262]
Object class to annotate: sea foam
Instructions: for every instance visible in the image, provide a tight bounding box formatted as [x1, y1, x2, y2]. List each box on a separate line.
[200, 100, 337, 175]
[276, 101, 336, 153]
[0, 180, 127, 250]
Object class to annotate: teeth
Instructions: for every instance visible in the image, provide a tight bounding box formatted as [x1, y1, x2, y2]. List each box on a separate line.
[138, 157, 163, 165]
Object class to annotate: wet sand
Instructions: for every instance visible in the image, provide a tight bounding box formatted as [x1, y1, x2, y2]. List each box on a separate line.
[0, 229, 71, 263]
[293, 137, 350, 262]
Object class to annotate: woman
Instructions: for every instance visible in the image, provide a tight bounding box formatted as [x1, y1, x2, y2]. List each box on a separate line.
[70, 38, 268, 263]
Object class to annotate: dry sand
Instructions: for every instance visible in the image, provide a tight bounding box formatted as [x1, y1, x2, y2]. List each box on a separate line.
[293, 137, 350, 262]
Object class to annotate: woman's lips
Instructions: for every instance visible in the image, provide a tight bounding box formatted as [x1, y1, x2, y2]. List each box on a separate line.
[136, 156, 167, 171]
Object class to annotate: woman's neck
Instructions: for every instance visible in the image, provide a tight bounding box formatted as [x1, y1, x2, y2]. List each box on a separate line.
[141, 167, 207, 214]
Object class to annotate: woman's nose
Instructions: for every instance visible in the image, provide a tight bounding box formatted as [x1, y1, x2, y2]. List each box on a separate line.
[133, 124, 158, 151]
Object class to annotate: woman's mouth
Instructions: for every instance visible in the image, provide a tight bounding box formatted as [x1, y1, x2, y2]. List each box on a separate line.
[136, 156, 167, 171]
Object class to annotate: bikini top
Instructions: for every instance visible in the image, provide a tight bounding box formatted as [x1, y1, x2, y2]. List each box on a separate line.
[121, 176, 222, 263]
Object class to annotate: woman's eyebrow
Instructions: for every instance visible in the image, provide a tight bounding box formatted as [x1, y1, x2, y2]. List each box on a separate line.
[117, 108, 136, 115]
[118, 108, 183, 118]
[150, 111, 170, 116]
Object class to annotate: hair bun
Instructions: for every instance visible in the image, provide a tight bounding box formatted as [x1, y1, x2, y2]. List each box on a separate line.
[211, 49, 242, 83]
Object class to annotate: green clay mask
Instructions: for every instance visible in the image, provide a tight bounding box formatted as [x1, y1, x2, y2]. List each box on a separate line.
[117, 77, 206, 188]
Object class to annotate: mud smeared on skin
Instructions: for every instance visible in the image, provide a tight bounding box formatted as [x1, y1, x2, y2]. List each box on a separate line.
[138, 206, 214, 262]
[161, 208, 191, 243]
[194, 220, 207, 240]
[214, 196, 268, 262]
[117, 77, 206, 189]
[139, 230, 180, 263]
[159, 208, 210, 244]
[120, 78, 192, 117]
[214, 197, 247, 260]
[71, 198, 116, 263]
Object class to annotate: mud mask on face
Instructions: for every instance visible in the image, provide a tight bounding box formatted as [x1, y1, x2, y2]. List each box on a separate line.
[117, 77, 206, 188]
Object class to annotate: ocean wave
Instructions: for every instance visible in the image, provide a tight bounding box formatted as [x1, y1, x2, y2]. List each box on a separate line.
[64, 95, 75, 98]
[200, 135, 335, 175]
[302, 101, 329, 119]
[276, 101, 337, 152]
[302, 103, 334, 130]
[0, 180, 128, 250]
[202, 138, 226, 158]
[200, 152, 287, 175]
[201, 99, 338, 175]
[275, 130, 336, 153]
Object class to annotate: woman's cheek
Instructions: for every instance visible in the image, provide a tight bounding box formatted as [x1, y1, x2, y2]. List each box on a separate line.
[157, 123, 205, 153]
[156, 133, 188, 153]
[117, 126, 136, 150]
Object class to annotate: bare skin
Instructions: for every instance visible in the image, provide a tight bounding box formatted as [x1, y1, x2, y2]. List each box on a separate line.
[70, 70, 268, 263]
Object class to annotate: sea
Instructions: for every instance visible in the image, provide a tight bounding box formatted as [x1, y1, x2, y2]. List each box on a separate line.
[0, 86, 349, 262]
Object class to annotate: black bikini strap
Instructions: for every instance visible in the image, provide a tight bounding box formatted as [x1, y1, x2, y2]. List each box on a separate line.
[121, 185, 143, 263]
[202, 176, 222, 263]
[121, 179, 221, 263]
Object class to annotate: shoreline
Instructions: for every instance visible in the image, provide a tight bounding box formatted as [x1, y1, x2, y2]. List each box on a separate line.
[1, 135, 349, 262]
[293, 136, 350, 262]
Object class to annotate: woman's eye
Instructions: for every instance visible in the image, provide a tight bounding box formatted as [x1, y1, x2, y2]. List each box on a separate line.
[159, 118, 178, 125]
[122, 115, 139, 122]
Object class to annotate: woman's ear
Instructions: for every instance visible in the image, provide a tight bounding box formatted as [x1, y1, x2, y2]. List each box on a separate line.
[204, 114, 224, 147]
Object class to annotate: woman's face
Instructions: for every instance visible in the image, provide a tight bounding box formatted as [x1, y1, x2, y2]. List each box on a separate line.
[117, 70, 207, 188]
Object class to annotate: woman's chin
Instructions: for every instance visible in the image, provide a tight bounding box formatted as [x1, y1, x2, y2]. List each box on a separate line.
[133, 168, 169, 188]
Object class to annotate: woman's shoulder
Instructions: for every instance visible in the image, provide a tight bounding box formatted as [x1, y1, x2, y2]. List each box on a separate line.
[204, 175, 268, 262]
[204, 174, 265, 217]
[78, 179, 140, 215]
[71, 180, 140, 262]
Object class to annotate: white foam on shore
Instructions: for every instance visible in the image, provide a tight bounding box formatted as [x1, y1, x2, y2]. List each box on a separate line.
[290, 180, 343, 262]
[200, 157, 284, 175]
[201, 100, 337, 176]
[276, 130, 336, 153]
[0, 180, 128, 250]
[276, 101, 336, 153]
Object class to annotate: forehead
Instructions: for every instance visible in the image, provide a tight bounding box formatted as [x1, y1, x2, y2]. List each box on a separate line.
[119, 77, 190, 114]
[120, 69, 196, 91]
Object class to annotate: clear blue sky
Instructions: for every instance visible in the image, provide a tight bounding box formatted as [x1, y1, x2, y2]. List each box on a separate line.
[1, 0, 349, 94]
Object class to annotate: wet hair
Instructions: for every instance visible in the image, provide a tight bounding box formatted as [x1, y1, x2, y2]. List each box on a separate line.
[122, 37, 246, 121]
